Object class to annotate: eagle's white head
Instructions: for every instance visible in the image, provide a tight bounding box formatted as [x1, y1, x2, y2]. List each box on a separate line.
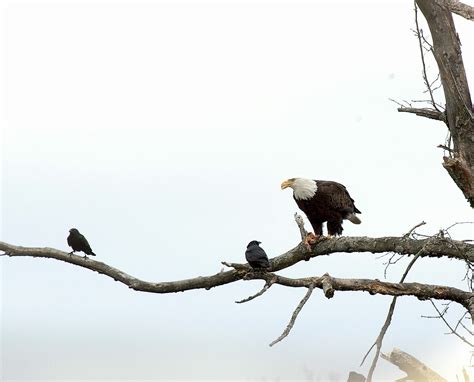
[281, 178, 317, 200]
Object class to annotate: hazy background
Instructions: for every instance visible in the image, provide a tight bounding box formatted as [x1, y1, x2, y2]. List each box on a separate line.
[1, 0, 473, 380]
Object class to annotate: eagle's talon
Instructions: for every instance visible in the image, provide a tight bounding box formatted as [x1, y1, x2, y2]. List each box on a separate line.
[303, 232, 319, 252]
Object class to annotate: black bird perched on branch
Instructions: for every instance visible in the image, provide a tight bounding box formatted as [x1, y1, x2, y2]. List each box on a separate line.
[245, 240, 270, 269]
[67, 228, 96, 257]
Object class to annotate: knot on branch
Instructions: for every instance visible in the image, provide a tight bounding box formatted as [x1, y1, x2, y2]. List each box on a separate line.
[322, 273, 335, 299]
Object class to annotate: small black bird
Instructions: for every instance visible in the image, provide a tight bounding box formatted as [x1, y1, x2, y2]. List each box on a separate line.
[67, 228, 96, 257]
[245, 240, 270, 269]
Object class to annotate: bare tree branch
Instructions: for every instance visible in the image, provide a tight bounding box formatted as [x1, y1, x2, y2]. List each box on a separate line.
[269, 285, 314, 347]
[0, 237, 474, 293]
[1, 237, 473, 294]
[235, 279, 275, 304]
[397, 106, 446, 121]
[428, 299, 473, 346]
[294, 212, 307, 241]
[364, 250, 424, 382]
[447, 0, 474, 20]
[2, 237, 472, 320]
[414, 3, 442, 112]
[404, 221, 427, 239]
[381, 348, 448, 382]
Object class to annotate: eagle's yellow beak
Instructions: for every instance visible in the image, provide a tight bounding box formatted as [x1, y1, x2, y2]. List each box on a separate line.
[281, 179, 294, 190]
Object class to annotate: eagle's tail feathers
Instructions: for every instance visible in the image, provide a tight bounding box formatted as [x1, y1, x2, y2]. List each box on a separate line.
[347, 213, 361, 224]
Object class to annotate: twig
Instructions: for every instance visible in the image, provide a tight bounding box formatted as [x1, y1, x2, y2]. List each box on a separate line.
[414, 2, 441, 112]
[389, 98, 406, 108]
[404, 221, 427, 238]
[363, 249, 424, 381]
[429, 300, 473, 347]
[294, 212, 307, 241]
[444, 221, 474, 232]
[236, 279, 275, 304]
[460, 321, 473, 336]
[269, 285, 314, 347]
[437, 144, 454, 153]
[383, 253, 404, 278]
[454, 311, 469, 332]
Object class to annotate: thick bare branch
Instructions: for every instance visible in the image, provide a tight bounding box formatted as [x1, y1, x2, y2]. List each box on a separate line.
[2, 239, 472, 318]
[1, 236, 473, 294]
[397, 106, 446, 121]
[381, 348, 448, 382]
[448, 0, 474, 20]
[240, 272, 474, 320]
[1, 236, 472, 283]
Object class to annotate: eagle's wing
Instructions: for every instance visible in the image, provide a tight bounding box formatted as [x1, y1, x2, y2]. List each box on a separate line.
[315, 181, 360, 214]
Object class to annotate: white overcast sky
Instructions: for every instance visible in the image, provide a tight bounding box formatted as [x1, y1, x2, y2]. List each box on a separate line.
[1, 0, 473, 380]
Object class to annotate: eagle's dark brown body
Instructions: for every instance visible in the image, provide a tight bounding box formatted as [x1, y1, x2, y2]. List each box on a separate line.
[294, 180, 361, 236]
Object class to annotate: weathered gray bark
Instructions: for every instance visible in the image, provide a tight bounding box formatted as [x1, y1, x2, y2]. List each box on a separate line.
[1, 238, 473, 320]
[413, 0, 474, 207]
[447, 0, 474, 20]
[381, 348, 448, 382]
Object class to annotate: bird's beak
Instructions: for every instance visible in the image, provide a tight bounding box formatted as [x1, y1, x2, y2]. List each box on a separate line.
[281, 179, 293, 190]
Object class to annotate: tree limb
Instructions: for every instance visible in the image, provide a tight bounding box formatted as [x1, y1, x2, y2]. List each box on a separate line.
[447, 0, 474, 20]
[381, 348, 448, 382]
[397, 106, 446, 121]
[2, 237, 473, 284]
[269, 285, 314, 347]
[235, 278, 275, 304]
[428, 299, 473, 346]
[1, 236, 473, 293]
[365, 250, 424, 382]
[2, 239, 473, 321]
[236, 271, 474, 321]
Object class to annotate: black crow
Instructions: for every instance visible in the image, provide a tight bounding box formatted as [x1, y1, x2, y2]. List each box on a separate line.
[245, 240, 270, 269]
[67, 228, 96, 257]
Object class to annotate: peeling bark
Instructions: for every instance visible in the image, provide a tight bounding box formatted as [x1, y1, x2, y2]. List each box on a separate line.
[415, 0, 474, 207]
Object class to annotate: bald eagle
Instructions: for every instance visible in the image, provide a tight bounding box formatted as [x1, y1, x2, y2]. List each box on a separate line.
[281, 178, 361, 237]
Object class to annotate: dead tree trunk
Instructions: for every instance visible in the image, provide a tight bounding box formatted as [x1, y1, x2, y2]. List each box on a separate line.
[408, 0, 474, 207]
